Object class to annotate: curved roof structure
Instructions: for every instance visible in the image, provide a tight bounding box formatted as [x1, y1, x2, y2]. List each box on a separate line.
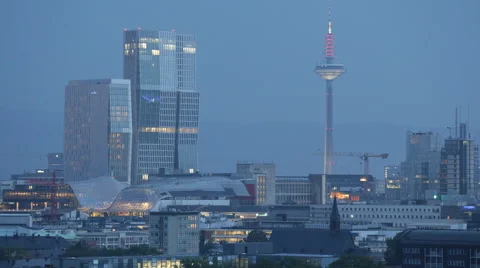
[144, 176, 250, 196]
[69, 176, 128, 210]
[106, 176, 250, 212]
[107, 187, 164, 212]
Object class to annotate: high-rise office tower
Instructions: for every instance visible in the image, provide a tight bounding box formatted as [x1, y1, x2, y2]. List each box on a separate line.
[440, 123, 479, 197]
[124, 30, 199, 184]
[314, 8, 345, 174]
[405, 131, 442, 200]
[64, 79, 133, 183]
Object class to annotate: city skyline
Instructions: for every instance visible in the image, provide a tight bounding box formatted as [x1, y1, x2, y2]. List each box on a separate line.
[1, 1, 479, 180]
[2, 2, 480, 266]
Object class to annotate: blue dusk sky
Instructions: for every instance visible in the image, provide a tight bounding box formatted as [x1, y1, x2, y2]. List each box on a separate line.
[0, 0, 479, 178]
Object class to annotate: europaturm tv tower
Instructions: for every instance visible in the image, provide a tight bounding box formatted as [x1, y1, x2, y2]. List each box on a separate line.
[314, 7, 345, 174]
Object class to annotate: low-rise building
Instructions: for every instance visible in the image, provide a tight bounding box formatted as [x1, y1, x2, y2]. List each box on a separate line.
[241, 205, 311, 229]
[269, 198, 368, 257]
[396, 229, 480, 268]
[202, 229, 272, 244]
[2, 170, 80, 211]
[76, 231, 149, 249]
[0, 213, 33, 227]
[275, 176, 311, 205]
[236, 162, 277, 206]
[52, 256, 181, 268]
[309, 174, 376, 204]
[149, 211, 200, 256]
[311, 203, 442, 228]
[0, 236, 70, 267]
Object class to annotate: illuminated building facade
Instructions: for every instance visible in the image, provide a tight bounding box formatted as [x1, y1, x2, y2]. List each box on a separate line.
[3, 170, 79, 210]
[313, 174, 375, 203]
[149, 211, 200, 256]
[64, 79, 133, 183]
[53, 256, 181, 268]
[384, 165, 407, 202]
[202, 229, 272, 244]
[123, 30, 199, 184]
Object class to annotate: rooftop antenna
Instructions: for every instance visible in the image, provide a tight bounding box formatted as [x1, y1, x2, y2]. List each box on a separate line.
[460, 105, 463, 128]
[467, 105, 471, 139]
[455, 107, 458, 138]
[447, 127, 452, 138]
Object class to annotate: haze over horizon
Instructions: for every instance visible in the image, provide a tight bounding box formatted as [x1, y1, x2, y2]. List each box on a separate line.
[1, 0, 479, 180]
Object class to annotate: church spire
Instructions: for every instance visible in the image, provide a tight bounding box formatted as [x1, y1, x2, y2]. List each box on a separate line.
[330, 196, 341, 232]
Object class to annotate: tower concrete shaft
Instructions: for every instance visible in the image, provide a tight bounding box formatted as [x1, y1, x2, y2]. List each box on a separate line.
[324, 80, 334, 174]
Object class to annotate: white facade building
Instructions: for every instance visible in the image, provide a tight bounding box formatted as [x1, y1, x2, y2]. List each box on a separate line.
[149, 211, 200, 256]
[0, 213, 33, 227]
[275, 176, 311, 205]
[76, 231, 149, 249]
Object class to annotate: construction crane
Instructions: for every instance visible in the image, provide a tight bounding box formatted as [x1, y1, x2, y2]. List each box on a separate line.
[314, 150, 389, 175]
[50, 170, 58, 223]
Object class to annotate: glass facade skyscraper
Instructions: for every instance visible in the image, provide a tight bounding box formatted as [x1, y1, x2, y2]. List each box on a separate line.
[124, 30, 199, 185]
[405, 131, 442, 200]
[64, 79, 133, 183]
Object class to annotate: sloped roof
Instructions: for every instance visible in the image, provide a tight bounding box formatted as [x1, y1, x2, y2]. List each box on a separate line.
[105, 176, 250, 212]
[143, 176, 250, 196]
[398, 229, 480, 245]
[269, 229, 360, 255]
[106, 187, 162, 212]
[69, 176, 128, 210]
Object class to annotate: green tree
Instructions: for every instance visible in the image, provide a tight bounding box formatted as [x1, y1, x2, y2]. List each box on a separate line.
[244, 230, 268, 243]
[62, 241, 159, 257]
[181, 257, 210, 268]
[384, 234, 401, 265]
[280, 257, 321, 268]
[251, 258, 277, 268]
[251, 257, 321, 268]
[199, 236, 214, 256]
[0, 248, 29, 261]
[328, 255, 384, 268]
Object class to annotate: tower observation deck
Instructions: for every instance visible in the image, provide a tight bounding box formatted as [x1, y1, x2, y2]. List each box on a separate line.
[314, 7, 345, 174]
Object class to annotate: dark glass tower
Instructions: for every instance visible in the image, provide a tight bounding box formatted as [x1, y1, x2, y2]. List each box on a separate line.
[64, 79, 133, 183]
[124, 30, 199, 184]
